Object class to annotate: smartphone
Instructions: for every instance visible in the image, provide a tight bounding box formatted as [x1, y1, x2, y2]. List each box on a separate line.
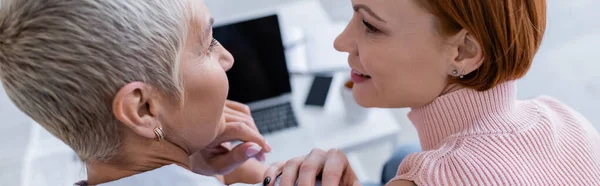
[304, 75, 334, 107]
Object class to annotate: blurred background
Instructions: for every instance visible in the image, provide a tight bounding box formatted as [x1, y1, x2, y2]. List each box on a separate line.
[1, 0, 599, 185]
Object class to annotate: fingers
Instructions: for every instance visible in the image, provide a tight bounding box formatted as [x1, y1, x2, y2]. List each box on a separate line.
[263, 162, 285, 186]
[274, 149, 354, 186]
[297, 149, 328, 186]
[280, 157, 305, 186]
[256, 151, 267, 162]
[223, 109, 258, 132]
[226, 100, 252, 115]
[224, 100, 259, 133]
[212, 122, 271, 152]
[322, 149, 353, 186]
[207, 142, 264, 175]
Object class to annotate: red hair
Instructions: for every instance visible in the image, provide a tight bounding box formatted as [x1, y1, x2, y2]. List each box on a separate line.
[417, 0, 547, 90]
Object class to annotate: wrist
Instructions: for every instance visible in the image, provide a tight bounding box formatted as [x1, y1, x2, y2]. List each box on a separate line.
[214, 175, 226, 184]
[224, 159, 266, 184]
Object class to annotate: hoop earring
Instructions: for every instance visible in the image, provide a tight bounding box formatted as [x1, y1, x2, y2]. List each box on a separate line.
[154, 127, 165, 141]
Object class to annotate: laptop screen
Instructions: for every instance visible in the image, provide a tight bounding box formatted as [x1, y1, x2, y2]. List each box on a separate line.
[213, 14, 292, 104]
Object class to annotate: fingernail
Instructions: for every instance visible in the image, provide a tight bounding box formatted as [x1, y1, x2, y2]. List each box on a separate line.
[263, 176, 271, 186]
[245, 143, 262, 157]
[257, 153, 267, 162]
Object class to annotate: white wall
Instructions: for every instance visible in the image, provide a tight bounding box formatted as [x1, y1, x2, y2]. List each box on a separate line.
[0, 2, 35, 186]
[518, 0, 600, 127]
[205, 0, 306, 21]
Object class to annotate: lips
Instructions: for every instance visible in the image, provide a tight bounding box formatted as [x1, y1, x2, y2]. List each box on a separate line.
[351, 69, 371, 84]
[352, 70, 371, 78]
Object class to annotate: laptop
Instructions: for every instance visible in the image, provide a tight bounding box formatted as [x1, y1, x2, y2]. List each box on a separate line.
[213, 13, 318, 163]
[214, 14, 300, 134]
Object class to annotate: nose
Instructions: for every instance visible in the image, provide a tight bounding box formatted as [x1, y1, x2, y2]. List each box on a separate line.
[219, 46, 234, 71]
[334, 23, 355, 54]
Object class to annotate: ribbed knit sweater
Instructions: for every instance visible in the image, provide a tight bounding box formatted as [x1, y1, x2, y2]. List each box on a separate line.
[392, 81, 600, 185]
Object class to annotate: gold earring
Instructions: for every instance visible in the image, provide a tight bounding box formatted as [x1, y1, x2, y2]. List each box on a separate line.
[154, 127, 165, 141]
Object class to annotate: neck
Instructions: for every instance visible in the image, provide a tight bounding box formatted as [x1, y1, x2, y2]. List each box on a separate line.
[85, 136, 191, 185]
[409, 81, 539, 151]
[439, 83, 464, 96]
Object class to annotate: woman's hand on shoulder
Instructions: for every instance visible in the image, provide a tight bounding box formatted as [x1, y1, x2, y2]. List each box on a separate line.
[223, 158, 268, 185]
[263, 148, 361, 186]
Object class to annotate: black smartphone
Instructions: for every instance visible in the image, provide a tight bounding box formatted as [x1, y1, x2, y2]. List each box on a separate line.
[304, 75, 334, 107]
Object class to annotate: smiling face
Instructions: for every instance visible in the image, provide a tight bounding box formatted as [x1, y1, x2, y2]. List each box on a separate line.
[335, 0, 454, 108]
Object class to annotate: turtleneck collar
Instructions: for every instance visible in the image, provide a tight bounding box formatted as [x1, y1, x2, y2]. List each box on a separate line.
[409, 81, 540, 150]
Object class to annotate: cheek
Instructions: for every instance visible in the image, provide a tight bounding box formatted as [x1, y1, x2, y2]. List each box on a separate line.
[178, 62, 230, 148]
[356, 36, 448, 107]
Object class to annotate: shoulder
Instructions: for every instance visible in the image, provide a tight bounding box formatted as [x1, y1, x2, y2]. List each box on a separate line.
[390, 139, 466, 184]
[385, 179, 417, 186]
[533, 96, 586, 121]
[97, 164, 224, 186]
[531, 96, 597, 132]
[392, 138, 526, 185]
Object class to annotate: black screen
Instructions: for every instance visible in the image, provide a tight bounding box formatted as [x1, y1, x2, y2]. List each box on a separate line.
[305, 76, 333, 106]
[213, 15, 292, 104]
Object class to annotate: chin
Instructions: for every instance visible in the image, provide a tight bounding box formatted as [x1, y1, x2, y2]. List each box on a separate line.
[353, 94, 379, 108]
[356, 99, 397, 108]
[354, 93, 411, 108]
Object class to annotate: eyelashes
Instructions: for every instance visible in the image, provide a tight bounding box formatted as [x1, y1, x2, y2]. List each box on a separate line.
[208, 38, 219, 52]
[362, 20, 380, 33]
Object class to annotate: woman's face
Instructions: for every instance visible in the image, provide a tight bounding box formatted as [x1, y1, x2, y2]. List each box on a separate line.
[161, 0, 234, 153]
[335, 0, 455, 108]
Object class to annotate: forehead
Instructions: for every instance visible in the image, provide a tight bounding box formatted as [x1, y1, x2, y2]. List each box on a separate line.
[187, 0, 211, 38]
[353, 0, 427, 16]
[352, 0, 434, 27]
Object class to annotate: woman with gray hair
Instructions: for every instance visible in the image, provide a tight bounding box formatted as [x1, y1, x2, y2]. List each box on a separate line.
[0, 0, 271, 185]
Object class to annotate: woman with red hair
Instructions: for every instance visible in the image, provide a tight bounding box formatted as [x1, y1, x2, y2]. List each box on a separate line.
[264, 0, 600, 185]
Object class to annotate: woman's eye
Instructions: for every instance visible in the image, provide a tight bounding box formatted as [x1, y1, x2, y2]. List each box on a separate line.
[362, 21, 380, 33]
[208, 38, 219, 52]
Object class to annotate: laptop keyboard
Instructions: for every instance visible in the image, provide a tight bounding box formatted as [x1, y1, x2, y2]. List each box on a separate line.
[252, 102, 299, 134]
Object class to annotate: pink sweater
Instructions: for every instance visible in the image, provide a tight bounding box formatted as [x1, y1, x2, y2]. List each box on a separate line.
[392, 81, 600, 185]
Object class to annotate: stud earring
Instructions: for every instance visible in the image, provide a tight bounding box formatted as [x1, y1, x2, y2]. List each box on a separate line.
[452, 70, 459, 76]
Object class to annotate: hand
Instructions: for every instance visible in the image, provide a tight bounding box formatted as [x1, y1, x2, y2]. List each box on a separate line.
[263, 148, 361, 186]
[224, 158, 268, 185]
[190, 100, 271, 176]
[222, 100, 267, 163]
[223, 100, 259, 132]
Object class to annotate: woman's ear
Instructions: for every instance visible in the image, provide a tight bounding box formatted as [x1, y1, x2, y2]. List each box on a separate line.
[446, 29, 484, 76]
[112, 82, 161, 140]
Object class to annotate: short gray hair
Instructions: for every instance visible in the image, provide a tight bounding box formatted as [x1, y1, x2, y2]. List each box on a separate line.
[0, 0, 190, 161]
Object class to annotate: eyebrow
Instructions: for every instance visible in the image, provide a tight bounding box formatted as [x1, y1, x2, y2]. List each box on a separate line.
[204, 17, 215, 35]
[204, 17, 214, 39]
[353, 4, 386, 23]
